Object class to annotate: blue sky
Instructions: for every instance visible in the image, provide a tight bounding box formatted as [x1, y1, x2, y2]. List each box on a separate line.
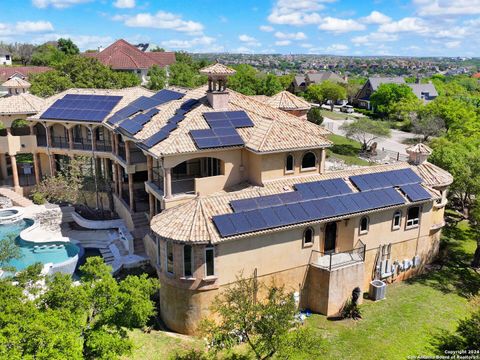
[1, 0, 479, 56]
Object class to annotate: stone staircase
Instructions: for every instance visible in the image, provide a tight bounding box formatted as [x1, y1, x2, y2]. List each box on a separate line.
[130, 212, 150, 255]
[0, 187, 34, 207]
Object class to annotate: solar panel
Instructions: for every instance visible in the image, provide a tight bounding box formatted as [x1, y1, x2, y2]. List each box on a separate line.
[151, 89, 185, 102]
[193, 137, 222, 149]
[350, 169, 422, 191]
[143, 131, 169, 148]
[212, 214, 237, 237]
[220, 135, 244, 147]
[400, 184, 431, 202]
[295, 178, 352, 199]
[230, 198, 258, 212]
[41, 94, 122, 122]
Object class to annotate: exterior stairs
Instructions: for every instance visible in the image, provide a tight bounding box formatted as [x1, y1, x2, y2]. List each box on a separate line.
[0, 187, 34, 207]
[130, 212, 150, 255]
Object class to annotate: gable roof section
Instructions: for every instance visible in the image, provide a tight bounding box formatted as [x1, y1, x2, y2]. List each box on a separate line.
[0, 93, 45, 115]
[368, 77, 405, 91]
[199, 63, 236, 75]
[2, 77, 31, 88]
[266, 91, 311, 110]
[306, 71, 345, 84]
[0, 66, 51, 82]
[85, 39, 175, 70]
[408, 83, 438, 98]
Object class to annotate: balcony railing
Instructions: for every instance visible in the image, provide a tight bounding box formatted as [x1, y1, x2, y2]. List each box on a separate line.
[310, 240, 366, 271]
[37, 136, 47, 147]
[51, 136, 69, 149]
[72, 138, 92, 151]
[95, 140, 112, 152]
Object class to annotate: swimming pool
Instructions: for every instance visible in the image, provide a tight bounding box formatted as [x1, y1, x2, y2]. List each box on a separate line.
[1, 218, 80, 272]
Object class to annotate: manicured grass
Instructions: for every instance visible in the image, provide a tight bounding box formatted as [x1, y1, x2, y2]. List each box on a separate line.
[321, 109, 355, 121]
[126, 222, 479, 360]
[326, 134, 371, 166]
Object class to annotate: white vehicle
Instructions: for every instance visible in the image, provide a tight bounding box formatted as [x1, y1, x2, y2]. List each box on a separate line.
[341, 105, 354, 113]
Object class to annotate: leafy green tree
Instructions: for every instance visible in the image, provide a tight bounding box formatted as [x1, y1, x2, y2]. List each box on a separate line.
[169, 62, 207, 88]
[259, 73, 283, 96]
[307, 107, 324, 125]
[436, 309, 480, 352]
[469, 201, 480, 268]
[411, 112, 445, 141]
[147, 65, 167, 90]
[150, 46, 165, 52]
[305, 81, 347, 110]
[30, 44, 66, 66]
[0, 234, 22, 271]
[29, 70, 73, 97]
[201, 273, 322, 360]
[340, 118, 391, 151]
[370, 83, 418, 117]
[228, 64, 261, 95]
[278, 74, 295, 90]
[57, 38, 79, 55]
[305, 83, 324, 104]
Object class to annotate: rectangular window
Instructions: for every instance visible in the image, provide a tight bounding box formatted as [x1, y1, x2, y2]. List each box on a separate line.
[392, 211, 401, 230]
[183, 245, 193, 277]
[166, 241, 174, 274]
[156, 237, 161, 267]
[205, 247, 215, 277]
[406, 207, 420, 228]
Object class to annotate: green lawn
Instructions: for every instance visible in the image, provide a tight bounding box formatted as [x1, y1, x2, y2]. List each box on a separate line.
[321, 109, 355, 121]
[126, 222, 479, 360]
[326, 134, 371, 166]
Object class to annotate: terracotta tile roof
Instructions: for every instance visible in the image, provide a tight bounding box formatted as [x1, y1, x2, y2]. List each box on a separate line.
[131, 86, 332, 156]
[2, 77, 31, 88]
[406, 143, 432, 155]
[472, 72, 480, 79]
[0, 66, 51, 82]
[0, 93, 45, 115]
[414, 161, 453, 188]
[199, 63, 236, 75]
[150, 162, 445, 244]
[264, 91, 311, 110]
[85, 39, 175, 70]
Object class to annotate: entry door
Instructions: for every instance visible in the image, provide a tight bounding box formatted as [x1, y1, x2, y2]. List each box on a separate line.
[324, 222, 337, 254]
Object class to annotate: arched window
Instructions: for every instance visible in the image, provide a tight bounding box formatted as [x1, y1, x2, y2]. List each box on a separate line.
[359, 216, 369, 234]
[301, 152, 316, 169]
[303, 227, 314, 246]
[392, 211, 402, 230]
[166, 241, 174, 274]
[285, 154, 294, 173]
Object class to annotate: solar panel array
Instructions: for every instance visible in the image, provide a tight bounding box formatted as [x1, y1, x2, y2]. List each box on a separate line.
[40, 94, 122, 122]
[107, 89, 184, 125]
[213, 187, 405, 237]
[142, 99, 200, 148]
[190, 110, 254, 150]
[399, 184, 431, 202]
[349, 168, 422, 191]
[118, 108, 160, 135]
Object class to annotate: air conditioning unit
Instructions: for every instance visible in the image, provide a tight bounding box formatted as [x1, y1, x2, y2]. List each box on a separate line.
[413, 255, 421, 267]
[369, 280, 386, 301]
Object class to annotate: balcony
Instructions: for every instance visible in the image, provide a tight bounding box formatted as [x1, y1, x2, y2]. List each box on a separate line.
[310, 241, 366, 271]
[51, 136, 69, 149]
[95, 140, 112, 152]
[72, 138, 92, 151]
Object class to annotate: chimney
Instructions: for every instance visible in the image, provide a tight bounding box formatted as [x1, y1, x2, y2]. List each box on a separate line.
[199, 62, 236, 110]
[406, 143, 432, 165]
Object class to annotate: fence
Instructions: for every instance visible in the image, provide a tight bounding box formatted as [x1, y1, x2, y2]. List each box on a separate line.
[310, 240, 366, 271]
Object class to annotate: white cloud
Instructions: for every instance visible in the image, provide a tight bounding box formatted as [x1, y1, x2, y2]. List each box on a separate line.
[120, 11, 204, 34]
[29, 33, 113, 50]
[233, 46, 254, 53]
[32, 0, 92, 8]
[445, 40, 461, 48]
[274, 31, 307, 40]
[300, 43, 313, 48]
[113, 0, 135, 9]
[267, 0, 330, 25]
[378, 17, 428, 33]
[351, 32, 398, 45]
[259, 25, 274, 32]
[319, 17, 365, 32]
[414, 0, 480, 16]
[361, 11, 391, 24]
[238, 34, 261, 47]
[161, 36, 216, 49]
[16, 21, 54, 33]
[324, 43, 349, 52]
[275, 40, 291, 46]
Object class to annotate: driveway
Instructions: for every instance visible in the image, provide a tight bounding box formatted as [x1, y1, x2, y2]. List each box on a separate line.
[322, 117, 420, 155]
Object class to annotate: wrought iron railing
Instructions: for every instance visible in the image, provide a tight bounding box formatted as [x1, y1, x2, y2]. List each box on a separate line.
[95, 140, 112, 152]
[310, 240, 366, 271]
[37, 136, 47, 147]
[51, 136, 69, 149]
[72, 138, 92, 151]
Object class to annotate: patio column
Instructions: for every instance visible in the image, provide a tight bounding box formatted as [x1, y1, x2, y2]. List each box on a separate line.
[111, 132, 117, 155]
[164, 167, 172, 199]
[33, 153, 41, 184]
[112, 161, 119, 196]
[117, 164, 123, 198]
[147, 155, 153, 182]
[49, 154, 56, 176]
[128, 173, 135, 212]
[103, 158, 110, 181]
[319, 148, 326, 174]
[0, 154, 7, 180]
[91, 127, 97, 151]
[149, 193, 155, 219]
[10, 154, 20, 190]
[68, 127, 74, 150]
[125, 140, 131, 164]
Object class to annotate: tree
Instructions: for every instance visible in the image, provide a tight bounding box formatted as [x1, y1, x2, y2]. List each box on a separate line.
[150, 46, 165, 52]
[411, 112, 445, 141]
[307, 107, 324, 125]
[0, 257, 158, 359]
[0, 234, 22, 271]
[340, 118, 391, 151]
[278, 74, 295, 90]
[15, 43, 35, 65]
[228, 64, 261, 95]
[259, 73, 283, 96]
[470, 201, 480, 268]
[29, 70, 73, 97]
[57, 38, 79, 55]
[436, 309, 480, 352]
[201, 273, 322, 360]
[305, 81, 347, 110]
[147, 65, 167, 90]
[370, 83, 418, 118]
[30, 44, 66, 66]
[169, 62, 207, 88]
[305, 83, 324, 104]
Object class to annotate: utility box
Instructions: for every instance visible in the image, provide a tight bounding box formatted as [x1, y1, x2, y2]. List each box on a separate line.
[369, 280, 386, 301]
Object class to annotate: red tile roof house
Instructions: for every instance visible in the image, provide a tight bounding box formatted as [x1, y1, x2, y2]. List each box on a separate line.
[84, 39, 176, 85]
[0, 66, 52, 97]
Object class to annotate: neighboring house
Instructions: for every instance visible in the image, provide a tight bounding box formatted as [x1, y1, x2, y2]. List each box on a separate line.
[472, 72, 480, 83]
[14, 64, 452, 335]
[0, 49, 12, 66]
[250, 90, 312, 117]
[290, 71, 346, 93]
[355, 77, 438, 109]
[84, 39, 176, 85]
[0, 66, 52, 96]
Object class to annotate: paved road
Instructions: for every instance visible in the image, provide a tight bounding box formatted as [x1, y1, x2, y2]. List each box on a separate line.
[323, 117, 420, 155]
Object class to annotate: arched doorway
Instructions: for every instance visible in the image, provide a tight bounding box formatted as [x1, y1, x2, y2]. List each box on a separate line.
[324, 222, 337, 254]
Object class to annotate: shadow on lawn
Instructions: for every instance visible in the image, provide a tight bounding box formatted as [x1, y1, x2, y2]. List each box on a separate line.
[406, 224, 480, 298]
[330, 144, 359, 157]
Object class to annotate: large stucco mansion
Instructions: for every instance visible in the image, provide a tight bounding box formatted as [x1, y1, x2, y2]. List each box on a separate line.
[0, 63, 452, 334]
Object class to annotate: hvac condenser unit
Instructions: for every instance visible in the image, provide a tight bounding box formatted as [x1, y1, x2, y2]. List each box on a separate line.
[369, 280, 386, 301]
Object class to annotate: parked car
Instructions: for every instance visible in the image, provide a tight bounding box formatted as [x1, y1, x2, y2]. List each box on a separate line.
[341, 105, 354, 113]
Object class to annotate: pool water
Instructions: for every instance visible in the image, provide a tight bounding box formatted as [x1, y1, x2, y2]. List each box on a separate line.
[1, 219, 80, 271]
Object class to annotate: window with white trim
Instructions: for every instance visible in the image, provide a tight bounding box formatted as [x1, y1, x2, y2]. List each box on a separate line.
[166, 241, 174, 274]
[301, 152, 316, 170]
[205, 247, 215, 277]
[183, 245, 193, 277]
[359, 216, 369, 234]
[406, 206, 420, 228]
[303, 227, 314, 246]
[392, 211, 402, 230]
[286, 154, 294, 173]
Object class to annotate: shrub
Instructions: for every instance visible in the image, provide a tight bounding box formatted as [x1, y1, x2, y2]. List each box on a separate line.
[307, 107, 324, 125]
[32, 192, 46, 205]
[340, 298, 362, 320]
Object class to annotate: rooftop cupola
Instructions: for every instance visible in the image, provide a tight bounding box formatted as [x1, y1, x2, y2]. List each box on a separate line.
[406, 143, 432, 165]
[199, 62, 236, 110]
[2, 77, 31, 96]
